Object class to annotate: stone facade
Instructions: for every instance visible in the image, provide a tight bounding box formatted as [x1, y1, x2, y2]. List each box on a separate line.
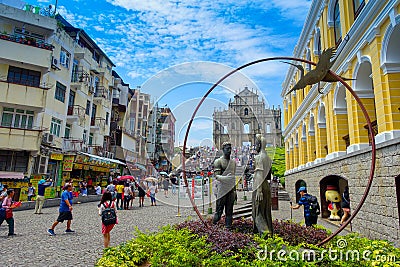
[285, 138, 400, 246]
[213, 87, 282, 148]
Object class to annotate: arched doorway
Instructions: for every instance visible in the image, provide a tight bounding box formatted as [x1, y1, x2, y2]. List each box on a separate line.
[395, 175, 400, 226]
[295, 179, 307, 203]
[319, 175, 348, 218]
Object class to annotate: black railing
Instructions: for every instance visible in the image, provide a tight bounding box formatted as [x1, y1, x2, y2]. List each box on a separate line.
[0, 33, 53, 51]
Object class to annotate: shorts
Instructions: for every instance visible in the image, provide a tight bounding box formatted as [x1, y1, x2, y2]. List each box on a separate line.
[116, 193, 122, 199]
[57, 211, 73, 222]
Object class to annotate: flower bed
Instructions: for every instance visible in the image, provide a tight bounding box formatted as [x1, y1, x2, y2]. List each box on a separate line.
[96, 219, 400, 267]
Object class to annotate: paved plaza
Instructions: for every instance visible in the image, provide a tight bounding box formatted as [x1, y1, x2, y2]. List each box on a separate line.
[1, 191, 348, 267]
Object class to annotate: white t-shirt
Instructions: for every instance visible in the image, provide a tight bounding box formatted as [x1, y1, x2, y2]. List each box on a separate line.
[123, 186, 132, 196]
[149, 185, 157, 194]
[95, 186, 102, 195]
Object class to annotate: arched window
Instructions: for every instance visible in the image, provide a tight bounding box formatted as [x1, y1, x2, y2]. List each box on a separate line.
[306, 48, 311, 71]
[314, 28, 322, 56]
[334, 0, 342, 45]
[266, 123, 271, 133]
[243, 124, 249, 134]
[244, 108, 248, 116]
[302, 123, 307, 141]
[353, 0, 365, 18]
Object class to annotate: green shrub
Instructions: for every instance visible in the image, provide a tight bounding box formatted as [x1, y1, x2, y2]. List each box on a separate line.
[96, 222, 400, 267]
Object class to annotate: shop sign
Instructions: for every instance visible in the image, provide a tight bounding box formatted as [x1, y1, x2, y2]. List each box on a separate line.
[83, 165, 90, 170]
[50, 153, 64, 161]
[63, 155, 75, 172]
[73, 163, 83, 170]
[75, 155, 89, 164]
[91, 166, 109, 172]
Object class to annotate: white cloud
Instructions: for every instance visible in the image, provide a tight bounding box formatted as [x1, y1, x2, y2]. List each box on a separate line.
[93, 25, 105, 31]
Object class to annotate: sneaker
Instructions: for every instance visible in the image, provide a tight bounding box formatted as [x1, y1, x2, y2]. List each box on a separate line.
[47, 229, 56, 236]
[65, 229, 75, 233]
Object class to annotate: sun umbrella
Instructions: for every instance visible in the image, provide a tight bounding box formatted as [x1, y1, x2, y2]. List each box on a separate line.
[145, 177, 158, 182]
[118, 175, 135, 181]
[159, 171, 168, 176]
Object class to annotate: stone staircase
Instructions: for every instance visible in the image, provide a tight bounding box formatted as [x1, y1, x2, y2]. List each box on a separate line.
[232, 187, 291, 220]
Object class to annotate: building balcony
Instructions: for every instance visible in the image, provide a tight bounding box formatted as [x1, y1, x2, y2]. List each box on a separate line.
[94, 86, 111, 104]
[62, 138, 85, 152]
[67, 105, 86, 125]
[0, 126, 42, 151]
[0, 80, 48, 109]
[74, 45, 98, 67]
[0, 34, 53, 68]
[71, 68, 90, 85]
[90, 117, 106, 132]
[87, 144, 104, 155]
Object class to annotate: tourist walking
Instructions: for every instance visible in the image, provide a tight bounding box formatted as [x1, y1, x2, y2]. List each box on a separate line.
[162, 178, 170, 198]
[291, 187, 320, 227]
[115, 181, 124, 210]
[106, 181, 116, 200]
[123, 183, 133, 210]
[98, 192, 117, 248]
[136, 181, 146, 207]
[47, 184, 74, 236]
[0, 189, 18, 236]
[34, 179, 52, 214]
[148, 182, 158, 206]
[0, 185, 8, 202]
[27, 183, 36, 201]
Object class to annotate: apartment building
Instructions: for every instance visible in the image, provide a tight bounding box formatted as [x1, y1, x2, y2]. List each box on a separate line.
[282, 0, 400, 244]
[0, 4, 123, 198]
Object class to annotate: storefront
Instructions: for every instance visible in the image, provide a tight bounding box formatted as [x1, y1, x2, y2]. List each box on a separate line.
[63, 152, 125, 192]
[0, 171, 28, 201]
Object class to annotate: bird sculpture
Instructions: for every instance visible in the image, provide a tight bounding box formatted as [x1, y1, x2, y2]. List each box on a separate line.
[283, 48, 354, 96]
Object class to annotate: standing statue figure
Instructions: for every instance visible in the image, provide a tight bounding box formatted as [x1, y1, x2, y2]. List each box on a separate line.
[212, 142, 236, 228]
[252, 134, 273, 236]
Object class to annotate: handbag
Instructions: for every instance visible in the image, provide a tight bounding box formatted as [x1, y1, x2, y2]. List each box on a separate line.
[5, 208, 13, 219]
[146, 190, 150, 197]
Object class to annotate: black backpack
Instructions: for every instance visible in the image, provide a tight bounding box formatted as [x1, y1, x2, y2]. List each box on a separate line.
[101, 201, 117, 226]
[306, 195, 320, 216]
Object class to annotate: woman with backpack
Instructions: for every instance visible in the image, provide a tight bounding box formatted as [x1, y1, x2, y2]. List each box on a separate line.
[98, 192, 117, 248]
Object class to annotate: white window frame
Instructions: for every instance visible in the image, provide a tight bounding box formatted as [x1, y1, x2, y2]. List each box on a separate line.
[60, 48, 70, 68]
[1, 107, 34, 129]
[50, 117, 62, 137]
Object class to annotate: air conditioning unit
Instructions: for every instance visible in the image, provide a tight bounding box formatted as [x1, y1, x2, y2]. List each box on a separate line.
[51, 57, 60, 70]
[42, 133, 54, 144]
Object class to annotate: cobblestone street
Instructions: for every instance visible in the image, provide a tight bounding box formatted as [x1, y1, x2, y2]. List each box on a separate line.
[1, 191, 348, 267]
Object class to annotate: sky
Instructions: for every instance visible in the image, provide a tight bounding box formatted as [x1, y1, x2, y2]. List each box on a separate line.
[25, 0, 312, 147]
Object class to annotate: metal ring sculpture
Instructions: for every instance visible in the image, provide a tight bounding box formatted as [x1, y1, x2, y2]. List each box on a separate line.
[181, 57, 376, 247]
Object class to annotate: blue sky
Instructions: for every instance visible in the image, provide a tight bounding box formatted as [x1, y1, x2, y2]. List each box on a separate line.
[27, 0, 311, 146]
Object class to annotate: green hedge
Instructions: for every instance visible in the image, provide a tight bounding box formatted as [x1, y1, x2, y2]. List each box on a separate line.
[96, 223, 400, 267]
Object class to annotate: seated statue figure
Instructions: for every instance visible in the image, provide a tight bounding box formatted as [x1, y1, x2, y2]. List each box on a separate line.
[252, 134, 273, 236]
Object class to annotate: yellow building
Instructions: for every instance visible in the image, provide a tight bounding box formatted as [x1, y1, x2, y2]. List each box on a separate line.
[0, 4, 122, 198]
[282, 0, 400, 245]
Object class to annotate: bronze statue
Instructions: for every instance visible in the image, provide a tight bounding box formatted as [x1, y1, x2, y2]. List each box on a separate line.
[212, 142, 236, 228]
[283, 48, 353, 96]
[252, 134, 273, 236]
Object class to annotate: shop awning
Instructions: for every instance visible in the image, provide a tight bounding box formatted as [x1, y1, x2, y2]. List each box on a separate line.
[0, 171, 24, 180]
[80, 152, 126, 166]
